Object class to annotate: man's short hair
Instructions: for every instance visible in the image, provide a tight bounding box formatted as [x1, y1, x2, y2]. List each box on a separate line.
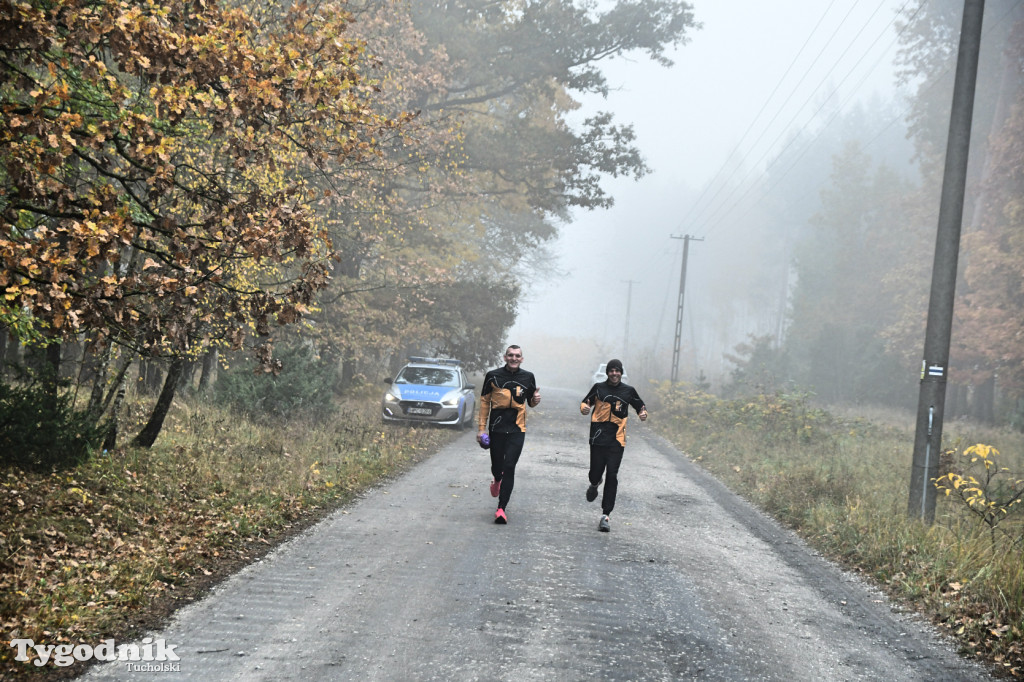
[505, 345, 521, 353]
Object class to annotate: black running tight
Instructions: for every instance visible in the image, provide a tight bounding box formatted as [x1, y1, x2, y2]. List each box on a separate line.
[489, 432, 526, 510]
[589, 444, 624, 515]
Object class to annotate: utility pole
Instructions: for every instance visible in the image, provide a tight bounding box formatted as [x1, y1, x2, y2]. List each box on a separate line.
[622, 279, 638, 363]
[908, 0, 985, 524]
[670, 235, 702, 383]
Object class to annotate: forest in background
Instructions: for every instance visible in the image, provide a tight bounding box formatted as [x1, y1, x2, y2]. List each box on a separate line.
[714, 0, 1024, 428]
[2, 0, 1024, 451]
[1, 0, 697, 462]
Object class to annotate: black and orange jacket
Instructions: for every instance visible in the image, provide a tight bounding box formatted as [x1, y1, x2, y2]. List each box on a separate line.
[581, 381, 645, 447]
[478, 366, 538, 434]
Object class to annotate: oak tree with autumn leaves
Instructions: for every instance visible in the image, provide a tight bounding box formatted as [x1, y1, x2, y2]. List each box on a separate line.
[2, 0, 701, 451]
[1, 0, 408, 445]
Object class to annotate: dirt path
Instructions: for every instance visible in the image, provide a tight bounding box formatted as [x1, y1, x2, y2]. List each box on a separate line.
[81, 387, 992, 681]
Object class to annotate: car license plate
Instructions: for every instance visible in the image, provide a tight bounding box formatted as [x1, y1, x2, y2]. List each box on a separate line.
[406, 407, 432, 415]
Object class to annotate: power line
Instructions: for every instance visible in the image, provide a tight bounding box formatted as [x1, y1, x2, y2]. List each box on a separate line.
[681, 0, 865, 233]
[673, 0, 841, 232]
[697, 1, 914, 239]
[676, 0, 915, 240]
[690, 0, 1022, 241]
[692, 0, 906, 238]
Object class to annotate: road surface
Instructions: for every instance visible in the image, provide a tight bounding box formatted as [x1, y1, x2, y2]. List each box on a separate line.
[83, 386, 992, 681]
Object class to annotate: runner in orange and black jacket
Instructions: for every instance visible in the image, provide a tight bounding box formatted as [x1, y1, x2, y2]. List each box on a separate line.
[477, 345, 540, 524]
[580, 358, 646, 532]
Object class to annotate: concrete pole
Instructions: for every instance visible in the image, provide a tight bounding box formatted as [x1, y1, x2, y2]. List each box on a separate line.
[908, 0, 985, 523]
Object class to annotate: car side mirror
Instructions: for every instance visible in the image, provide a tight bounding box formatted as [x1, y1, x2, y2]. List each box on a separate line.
[466, 384, 475, 390]
[383, 378, 392, 384]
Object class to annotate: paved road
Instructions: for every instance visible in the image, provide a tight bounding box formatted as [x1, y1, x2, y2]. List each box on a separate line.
[83, 387, 993, 681]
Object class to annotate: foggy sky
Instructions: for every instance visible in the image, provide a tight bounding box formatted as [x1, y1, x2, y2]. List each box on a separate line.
[509, 0, 910, 389]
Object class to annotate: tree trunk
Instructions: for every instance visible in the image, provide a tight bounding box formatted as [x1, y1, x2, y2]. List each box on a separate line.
[92, 353, 135, 444]
[0, 324, 8, 378]
[946, 382, 964, 418]
[132, 357, 184, 448]
[341, 356, 356, 392]
[178, 359, 196, 393]
[971, 375, 996, 424]
[198, 348, 217, 394]
[62, 337, 83, 380]
[101, 354, 135, 416]
[2, 329, 21, 374]
[102, 368, 130, 451]
[139, 359, 163, 394]
[77, 335, 104, 386]
[43, 342, 61, 415]
[24, 344, 44, 375]
[86, 340, 113, 420]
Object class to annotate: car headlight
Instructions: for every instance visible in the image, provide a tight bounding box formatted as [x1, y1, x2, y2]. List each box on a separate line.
[441, 390, 461, 407]
[384, 391, 400, 403]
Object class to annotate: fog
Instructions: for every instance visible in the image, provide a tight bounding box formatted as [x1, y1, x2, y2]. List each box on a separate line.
[510, 0, 913, 391]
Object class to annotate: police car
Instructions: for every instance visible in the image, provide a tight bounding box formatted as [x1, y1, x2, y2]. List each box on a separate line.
[381, 357, 476, 429]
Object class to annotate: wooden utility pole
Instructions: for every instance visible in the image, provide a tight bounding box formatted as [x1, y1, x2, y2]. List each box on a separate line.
[908, 0, 985, 523]
[670, 235, 702, 383]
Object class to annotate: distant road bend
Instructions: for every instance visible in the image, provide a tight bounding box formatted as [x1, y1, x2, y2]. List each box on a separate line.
[83, 387, 992, 681]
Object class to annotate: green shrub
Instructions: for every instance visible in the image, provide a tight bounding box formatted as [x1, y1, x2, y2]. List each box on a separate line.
[0, 379, 104, 470]
[213, 343, 337, 419]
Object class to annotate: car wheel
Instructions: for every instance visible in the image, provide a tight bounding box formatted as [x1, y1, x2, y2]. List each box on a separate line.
[460, 399, 475, 430]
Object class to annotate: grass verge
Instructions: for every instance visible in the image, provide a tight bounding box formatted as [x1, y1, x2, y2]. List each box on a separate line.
[0, 386, 456, 679]
[648, 381, 1024, 679]
[5, 381, 1021, 679]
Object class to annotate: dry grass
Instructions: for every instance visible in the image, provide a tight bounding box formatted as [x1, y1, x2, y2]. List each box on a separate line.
[0, 386, 456, 679]
[649, 381, 1024, 679]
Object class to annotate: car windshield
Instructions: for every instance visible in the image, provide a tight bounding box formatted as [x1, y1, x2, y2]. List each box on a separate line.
[395, 367, 460, 387]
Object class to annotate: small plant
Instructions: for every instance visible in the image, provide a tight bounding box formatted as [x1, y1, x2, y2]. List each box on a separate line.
[934, 444, 1024, 547]
[0, 378, 105, 470]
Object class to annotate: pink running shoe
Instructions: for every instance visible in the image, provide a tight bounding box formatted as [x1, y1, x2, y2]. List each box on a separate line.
[494, 508, 507, 524]
[490, 479, 501, 497]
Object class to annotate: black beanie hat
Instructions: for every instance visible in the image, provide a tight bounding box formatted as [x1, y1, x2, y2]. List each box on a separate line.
[606, 359, 623, 374]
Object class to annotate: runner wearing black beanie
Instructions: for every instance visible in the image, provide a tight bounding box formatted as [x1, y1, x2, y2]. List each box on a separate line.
[579, 359, 647, 532]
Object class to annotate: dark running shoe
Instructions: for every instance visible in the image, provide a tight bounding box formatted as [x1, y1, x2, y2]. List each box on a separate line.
[598, 515, 610, 532]
[586, 484, 598, 502]
[494, 508, 507, 524]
